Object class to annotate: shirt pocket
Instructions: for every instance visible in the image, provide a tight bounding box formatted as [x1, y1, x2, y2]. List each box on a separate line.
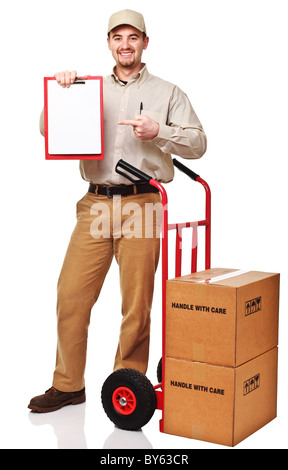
[141, 109, 164, 124]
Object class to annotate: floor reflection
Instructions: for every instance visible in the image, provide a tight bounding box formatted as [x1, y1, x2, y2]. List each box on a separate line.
[28, 404, 153, 449]
[28, 403, 87, 449]
[103, 427, 153, 449]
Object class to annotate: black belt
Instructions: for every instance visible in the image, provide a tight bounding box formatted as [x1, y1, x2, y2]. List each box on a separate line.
[88, 182, 159, 198]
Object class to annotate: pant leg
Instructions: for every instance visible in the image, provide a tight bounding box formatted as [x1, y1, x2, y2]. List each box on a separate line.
[113, 192, 161, 374]
[53, 193, 113, 392]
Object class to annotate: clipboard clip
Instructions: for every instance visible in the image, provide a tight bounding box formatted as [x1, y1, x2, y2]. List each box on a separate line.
[72, 77, 86, 85]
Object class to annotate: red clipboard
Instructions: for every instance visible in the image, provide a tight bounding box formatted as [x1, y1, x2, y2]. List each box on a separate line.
[44, 76, 104, 160]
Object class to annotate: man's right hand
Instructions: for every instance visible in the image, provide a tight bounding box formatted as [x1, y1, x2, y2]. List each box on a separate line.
[54, 70, 77, 88]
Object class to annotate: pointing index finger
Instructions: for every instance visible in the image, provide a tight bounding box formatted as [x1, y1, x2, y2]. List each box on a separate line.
[118, 120, 139, 127]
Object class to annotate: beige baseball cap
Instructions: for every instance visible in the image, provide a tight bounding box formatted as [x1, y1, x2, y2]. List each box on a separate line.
[108, 9, 146, 35]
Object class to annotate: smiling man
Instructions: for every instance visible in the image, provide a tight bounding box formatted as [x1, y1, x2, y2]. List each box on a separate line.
[108, 25, 149, 73]
[28, 9, 207, 413]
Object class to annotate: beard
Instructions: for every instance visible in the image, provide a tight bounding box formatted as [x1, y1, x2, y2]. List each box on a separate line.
[117, 51, 135, 68]
[120, 60, 135, 67]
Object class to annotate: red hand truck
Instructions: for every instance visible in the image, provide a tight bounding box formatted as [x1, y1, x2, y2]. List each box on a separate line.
[101, 158, 211, 432]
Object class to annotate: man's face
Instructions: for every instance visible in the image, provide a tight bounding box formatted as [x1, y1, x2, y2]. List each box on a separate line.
[107, 25, 149, 72]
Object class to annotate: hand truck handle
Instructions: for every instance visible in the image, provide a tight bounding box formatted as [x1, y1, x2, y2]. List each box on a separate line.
[115, 159, 152, 184]
[173, 158, 199, 181]
[116, 158, 200, 184]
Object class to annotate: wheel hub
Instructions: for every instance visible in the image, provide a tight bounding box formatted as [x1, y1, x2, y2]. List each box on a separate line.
[119, 397, 127, 407]
[112, 386, 137, 415]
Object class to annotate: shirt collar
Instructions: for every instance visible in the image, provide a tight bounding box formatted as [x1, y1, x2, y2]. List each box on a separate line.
[111, 64, 149, 88]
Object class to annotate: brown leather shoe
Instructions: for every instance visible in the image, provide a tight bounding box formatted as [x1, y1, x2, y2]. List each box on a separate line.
[28, 386, 86, 413]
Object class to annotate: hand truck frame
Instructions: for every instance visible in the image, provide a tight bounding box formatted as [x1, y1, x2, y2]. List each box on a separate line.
[101, 158, 211, 432]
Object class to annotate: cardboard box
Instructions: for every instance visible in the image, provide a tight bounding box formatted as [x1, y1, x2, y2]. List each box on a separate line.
[166, 268, 280, 367]
[163, 347, 278, 447]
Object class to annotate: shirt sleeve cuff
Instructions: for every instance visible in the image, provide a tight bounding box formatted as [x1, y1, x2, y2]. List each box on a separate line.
[152, 123, 172, 145]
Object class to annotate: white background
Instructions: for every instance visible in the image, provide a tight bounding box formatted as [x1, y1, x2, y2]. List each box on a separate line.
[0, 0, 287, 450]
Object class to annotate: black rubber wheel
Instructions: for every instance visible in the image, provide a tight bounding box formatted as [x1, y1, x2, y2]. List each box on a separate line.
[157, 357, 162, 383]
[101, 368, 157, 430]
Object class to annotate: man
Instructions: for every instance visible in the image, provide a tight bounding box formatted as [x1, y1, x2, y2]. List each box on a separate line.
[28, 9, 207, 412]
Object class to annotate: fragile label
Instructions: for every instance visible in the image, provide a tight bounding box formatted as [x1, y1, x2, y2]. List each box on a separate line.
[243, 373, 260, 395]
[245, 297, 262, 316]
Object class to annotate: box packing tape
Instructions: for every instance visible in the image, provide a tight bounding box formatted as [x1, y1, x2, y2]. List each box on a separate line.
[198, 269, 250, 284]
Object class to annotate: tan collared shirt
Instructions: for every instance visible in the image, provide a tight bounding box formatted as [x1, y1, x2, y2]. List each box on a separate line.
[40, 65, 207, 185]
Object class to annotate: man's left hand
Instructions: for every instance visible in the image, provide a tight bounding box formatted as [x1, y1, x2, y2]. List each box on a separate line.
[118, 115, 159, 141]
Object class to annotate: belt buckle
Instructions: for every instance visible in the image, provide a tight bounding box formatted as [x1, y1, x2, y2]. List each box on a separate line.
[106, 186, 115, 198]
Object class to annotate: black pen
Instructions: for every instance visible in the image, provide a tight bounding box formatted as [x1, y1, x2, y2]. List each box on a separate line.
[140, 102, 143, 115]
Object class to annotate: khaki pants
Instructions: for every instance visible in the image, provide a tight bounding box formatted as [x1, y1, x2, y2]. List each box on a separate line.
[52, 190, 161, 392]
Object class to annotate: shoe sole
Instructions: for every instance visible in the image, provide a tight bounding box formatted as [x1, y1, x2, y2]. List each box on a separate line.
[28, 394, 86, 413]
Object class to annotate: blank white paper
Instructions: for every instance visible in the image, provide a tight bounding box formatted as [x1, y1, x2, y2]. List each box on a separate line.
[47, 79, 102, 155]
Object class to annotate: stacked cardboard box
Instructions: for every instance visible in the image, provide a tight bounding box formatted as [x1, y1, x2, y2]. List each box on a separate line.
[163, 268, 280, 446]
